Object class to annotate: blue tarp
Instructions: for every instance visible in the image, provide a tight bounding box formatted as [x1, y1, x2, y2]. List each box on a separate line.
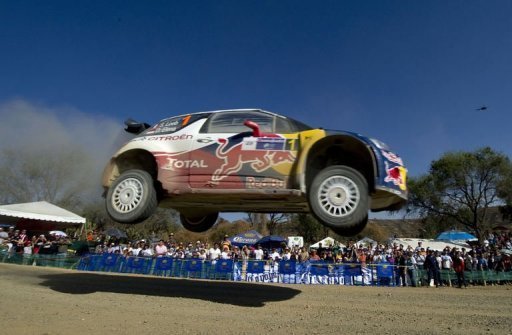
[436, 230, 477, 241]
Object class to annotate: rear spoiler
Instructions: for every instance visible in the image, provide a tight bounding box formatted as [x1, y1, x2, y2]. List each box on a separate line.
[124, 118, 151, 135]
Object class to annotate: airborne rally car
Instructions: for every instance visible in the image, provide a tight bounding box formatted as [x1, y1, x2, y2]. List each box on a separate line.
[102, 109, 407, 236]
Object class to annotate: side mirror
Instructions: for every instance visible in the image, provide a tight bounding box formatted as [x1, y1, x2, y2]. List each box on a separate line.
[124, 118, 151, 134]
[243, 120, 261, 137]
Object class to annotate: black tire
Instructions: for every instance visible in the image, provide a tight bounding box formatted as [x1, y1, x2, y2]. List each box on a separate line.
[106, 169, 158, 224]
[308, 165, 369, 236]
[180, 212, 219, 233]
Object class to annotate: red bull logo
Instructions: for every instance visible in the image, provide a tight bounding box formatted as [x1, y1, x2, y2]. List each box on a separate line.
[211, 137, 296, 182]
[384, 162, 407, 191]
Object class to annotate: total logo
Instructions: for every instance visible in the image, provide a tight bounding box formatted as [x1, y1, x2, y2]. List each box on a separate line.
[162, 158, 208, 171]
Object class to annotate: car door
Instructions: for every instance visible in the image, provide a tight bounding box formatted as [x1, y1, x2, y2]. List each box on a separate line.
[188, 110, 299, 190]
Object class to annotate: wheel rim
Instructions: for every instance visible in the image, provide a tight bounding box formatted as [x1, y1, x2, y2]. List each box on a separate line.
[111, 177, 144, 213]
[317, 175, 360, 217]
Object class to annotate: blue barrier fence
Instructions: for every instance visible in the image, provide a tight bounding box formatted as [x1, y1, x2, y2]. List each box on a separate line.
[75, 254, 512, 286]
[0, 250, 80, 269]
[2, 250, 510, 286]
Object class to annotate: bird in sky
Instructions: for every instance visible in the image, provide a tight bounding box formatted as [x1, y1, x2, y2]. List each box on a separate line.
[476, 105, 488, 111]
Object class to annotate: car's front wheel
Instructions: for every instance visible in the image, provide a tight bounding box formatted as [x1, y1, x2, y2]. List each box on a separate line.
[180, 213, 219, 232]
[106, 169, 158, 224]
[308, 165, 369, 236]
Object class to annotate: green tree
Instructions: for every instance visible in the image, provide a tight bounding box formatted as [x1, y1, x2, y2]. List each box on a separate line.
[0, 148, 94, 210]
[290, 213, 324, 244]
[407, 147, 512, 240]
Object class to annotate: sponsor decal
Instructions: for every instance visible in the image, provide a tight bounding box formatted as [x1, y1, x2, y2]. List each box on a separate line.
[147, 134, 193, 141]
[241, 137, 286, 151]
[384, 162, 407, 191]
[382, 151, 404, 166]
[162, 158, 208, 171]
[246, 177, 285, 189]
[211, 137, 296, 182]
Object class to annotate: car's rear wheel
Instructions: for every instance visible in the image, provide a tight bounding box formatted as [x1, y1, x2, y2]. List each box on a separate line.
[308, 165, 369, 236]
[106, 169, 158, 223]
[180, 212, 219, 232]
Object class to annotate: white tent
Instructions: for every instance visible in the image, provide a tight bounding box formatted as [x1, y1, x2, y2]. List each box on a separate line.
[355, 237, 377, 247]
[0, 201, 85, 231]
[389, 238, 470, 252]
[310, 237, 346, 249]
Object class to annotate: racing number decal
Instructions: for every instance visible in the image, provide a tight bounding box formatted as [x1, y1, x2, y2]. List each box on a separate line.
[286, 139, 296, 151]
[182, 115, 191, 127]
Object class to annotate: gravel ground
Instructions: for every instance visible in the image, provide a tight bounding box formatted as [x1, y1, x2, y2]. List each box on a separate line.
[1, 263, 511, 335]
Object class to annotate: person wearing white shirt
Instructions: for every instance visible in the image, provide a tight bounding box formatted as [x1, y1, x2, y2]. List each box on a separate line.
[253, 245, 264, 260]
[208, 243, 221, 260]
[140, 244, 154, 257]
[441, 252, 453, 270]
[282, 248, 292, 261]
[269, 248, 281, 261]
[220, 246, 231, 260]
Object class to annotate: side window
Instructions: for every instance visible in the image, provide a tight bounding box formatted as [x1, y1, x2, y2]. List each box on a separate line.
[205, 111, 275, 133]
[144, 114, 207, 135]
[275, 117, 294, 133]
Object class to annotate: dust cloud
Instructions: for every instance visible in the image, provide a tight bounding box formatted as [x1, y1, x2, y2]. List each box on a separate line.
[0, 99, 133, 206]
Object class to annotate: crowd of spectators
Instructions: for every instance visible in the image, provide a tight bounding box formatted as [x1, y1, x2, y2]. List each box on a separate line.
[2, 226, 511, 287]
[0, 226, 72, 255]
[83, 229, 512, 287]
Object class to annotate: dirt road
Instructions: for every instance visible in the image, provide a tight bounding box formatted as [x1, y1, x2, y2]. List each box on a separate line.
[1, 263, 511, 335]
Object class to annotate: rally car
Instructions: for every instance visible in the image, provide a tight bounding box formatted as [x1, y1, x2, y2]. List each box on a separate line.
[102, 109, 407, 236]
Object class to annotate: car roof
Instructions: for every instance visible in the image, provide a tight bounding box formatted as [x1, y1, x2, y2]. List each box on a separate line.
[169, 108, 283, 119]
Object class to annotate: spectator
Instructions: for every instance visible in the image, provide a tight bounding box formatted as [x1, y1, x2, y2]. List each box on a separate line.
[405, 251, 418, 286]
[155, 240, 168, 257]
[395, 250, 408, 286]
[309, 249, 321, 261]
[414, 248, 426, 269]
[253, 244, 264, 260]
[198, 249, 207, 260]
[323, 250, 335, 263]
[298, 247, 309, 262]
[140, 243, 154, 257]
[282, 247, 292, 261]
[208, 243, 221, 260]
[269, 248, 281, 261]
[168, 233, 177, 245]
[423, 250, 437, 287]
[0, 228, 8, 245]
[453, 251, 467, 288]
[33, 234, 46, 254]
[220, 245, 231, 260]
[221, 234, 231, 250]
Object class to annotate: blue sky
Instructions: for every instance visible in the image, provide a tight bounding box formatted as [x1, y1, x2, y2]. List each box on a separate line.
[1, 1, 511, 218]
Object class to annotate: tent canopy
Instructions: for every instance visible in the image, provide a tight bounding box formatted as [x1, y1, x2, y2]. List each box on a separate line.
[0, 201, 85, 231]
[436, 230, 477, 241]
[256, 235, 287, 249]
[356, 237, 377, 247]
[310, 237, 345, 249]
[390, 238, 470, 251]
[228, 230, 263, 247]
